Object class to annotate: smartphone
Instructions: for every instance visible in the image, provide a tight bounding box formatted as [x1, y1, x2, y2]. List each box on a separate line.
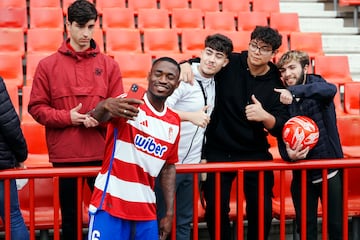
[127, 83, 146, 107]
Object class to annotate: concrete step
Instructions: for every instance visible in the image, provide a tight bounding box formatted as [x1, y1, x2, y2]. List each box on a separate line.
[299, 18, 359, 34]
[280, 2, 337, 17]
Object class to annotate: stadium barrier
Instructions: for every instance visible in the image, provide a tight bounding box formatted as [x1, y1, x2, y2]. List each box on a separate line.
[0, 158, 360, 240]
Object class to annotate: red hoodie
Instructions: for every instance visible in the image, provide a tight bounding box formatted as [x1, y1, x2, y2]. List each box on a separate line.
[28, 39, 123, 163]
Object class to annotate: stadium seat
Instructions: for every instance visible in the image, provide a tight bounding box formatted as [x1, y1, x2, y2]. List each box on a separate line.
[5, 82, 19, 116]
[114, 53, 153, 90]
[18, 178, 61, 230]
[171, 8, 204, 33]
[347, 168, 360, 217]
[127, 0, 158, 14]
[343, 82, 360, 115]
[154, 52, 194, 63]
[114, 53, 152, 79]
[337, 115, 360, 158]
[26, 28, 65, 54]
[0, 53, 23, 88]
[273, 33, 290, 63]
[29, 0, 61, 8]
[137, 8, 170, 33]
[0, 28, 25, 58]
[190, 0, 220, 12]
[95, 0, 126, 15]
[181, 29, 212, 57]
[105, 28, 142, 56]
[251, 0, 280, 18]
[313, 55, 352, 85]
[214, 30, 252, 53]
[62, 0, 94, 15]
[0, 7, 27, 32]
[272, 170, 296, 220]
[0, 0, 26, 8]
[289, 32, 324, 60]
[21, 120, 48, 154]
[25, 52, 50, 86]
[339, 0, 360, 27]
[204, 12, 237, 31]
[159, 0, 189, 13]
[143, 29, 181, 57]
[269, 12, 300, 37]
[221, 0, 250, 15]
[29, 7, 64, 30]
[101, 7, 135, 32]
[21, 85, 36, 122]
[92, 28, 104, 52]
[237, 11, 268, 31]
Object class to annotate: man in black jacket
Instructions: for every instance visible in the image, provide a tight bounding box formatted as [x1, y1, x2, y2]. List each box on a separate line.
[276, 50, 343, 240]
[0, 77, 29, 240]
[181, 26, 289, 240]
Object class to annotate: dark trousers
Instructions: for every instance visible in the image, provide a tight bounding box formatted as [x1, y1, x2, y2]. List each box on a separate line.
[53, 161, 102, 240]
[291, 170, 343, 240]
[203, 171, 274, 240]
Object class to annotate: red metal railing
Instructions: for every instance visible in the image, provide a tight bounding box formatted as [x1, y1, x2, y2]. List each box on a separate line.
[0, 158, 359, 240]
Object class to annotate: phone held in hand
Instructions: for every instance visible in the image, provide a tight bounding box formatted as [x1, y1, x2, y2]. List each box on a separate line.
[127, 83, 146, 107]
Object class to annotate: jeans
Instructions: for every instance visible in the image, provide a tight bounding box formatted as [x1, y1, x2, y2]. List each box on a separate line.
[0, 179, 29, 240]
[53, 161, 101, 240]
[291, 170, 343, 240]
[203, 171, 274, 240]
[156, 173, 195, 240]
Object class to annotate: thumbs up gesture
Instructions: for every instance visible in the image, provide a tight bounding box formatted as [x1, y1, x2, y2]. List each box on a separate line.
[245, 94, 267, 122]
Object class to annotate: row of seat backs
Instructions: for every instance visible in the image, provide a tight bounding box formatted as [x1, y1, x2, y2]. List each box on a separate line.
[0, 7, 297, 34]
[0, 0, 281, 15]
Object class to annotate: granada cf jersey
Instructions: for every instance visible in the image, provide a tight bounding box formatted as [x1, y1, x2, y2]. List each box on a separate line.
[89, 94, 180, 220]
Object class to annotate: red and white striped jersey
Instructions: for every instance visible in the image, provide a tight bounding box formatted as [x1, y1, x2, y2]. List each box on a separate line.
[89, 94, 180, 221]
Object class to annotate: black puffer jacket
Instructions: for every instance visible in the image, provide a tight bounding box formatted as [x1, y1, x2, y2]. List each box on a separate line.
[0, 77, 28, 169]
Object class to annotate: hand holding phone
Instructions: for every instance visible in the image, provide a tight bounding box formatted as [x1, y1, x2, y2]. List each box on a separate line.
[126, 83, 146, 107]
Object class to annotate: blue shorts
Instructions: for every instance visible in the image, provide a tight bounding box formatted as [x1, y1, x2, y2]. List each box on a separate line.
[88, 210, 159, 240]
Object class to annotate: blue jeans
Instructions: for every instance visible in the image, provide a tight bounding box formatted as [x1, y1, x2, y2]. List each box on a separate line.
[155, 173, 195, 240]
[0, 179, 29, 240]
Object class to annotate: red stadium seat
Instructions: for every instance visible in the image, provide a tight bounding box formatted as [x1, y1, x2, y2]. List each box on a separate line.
[0, 0, 26, 8]
[190, 0, 220, 12]
[251, 0, 280, 18]
[29, 7, 64, 30]
[127, 0, 158, 14]
[221, 0, 250, 15]
[0, 28, 25, 58]
[26, 28, 64, 54]
[237, 11, 268, 31]
[105, 28, 142, 56]
[5, 83, 19, 116]
[343, 82, 360, 115]
[159, 0, 189, 13]
[290, 32, 324, 60]
[181, 29, 212, 57]
[143, 29, 181, 57]
[137, 8, 170, 33]
[101, 7, 135, 32]
[0, 7, 27, 32]
[204, 12, 237, 31]
[269, 12, 300, 37]
[313, 55, 352, 85]
[211, 30, 251, 53]
[337, 115, 360, 158]
[0, 53, 24, 88]
[347, 167, 360, 217]
[95, 0, 126, 15]
[25, 52, 49, 86]
[272, 170, 296, 220]
[29, 0, 60, 8]
[114, 53, 152, 79]
[171, 8, 204, 33]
